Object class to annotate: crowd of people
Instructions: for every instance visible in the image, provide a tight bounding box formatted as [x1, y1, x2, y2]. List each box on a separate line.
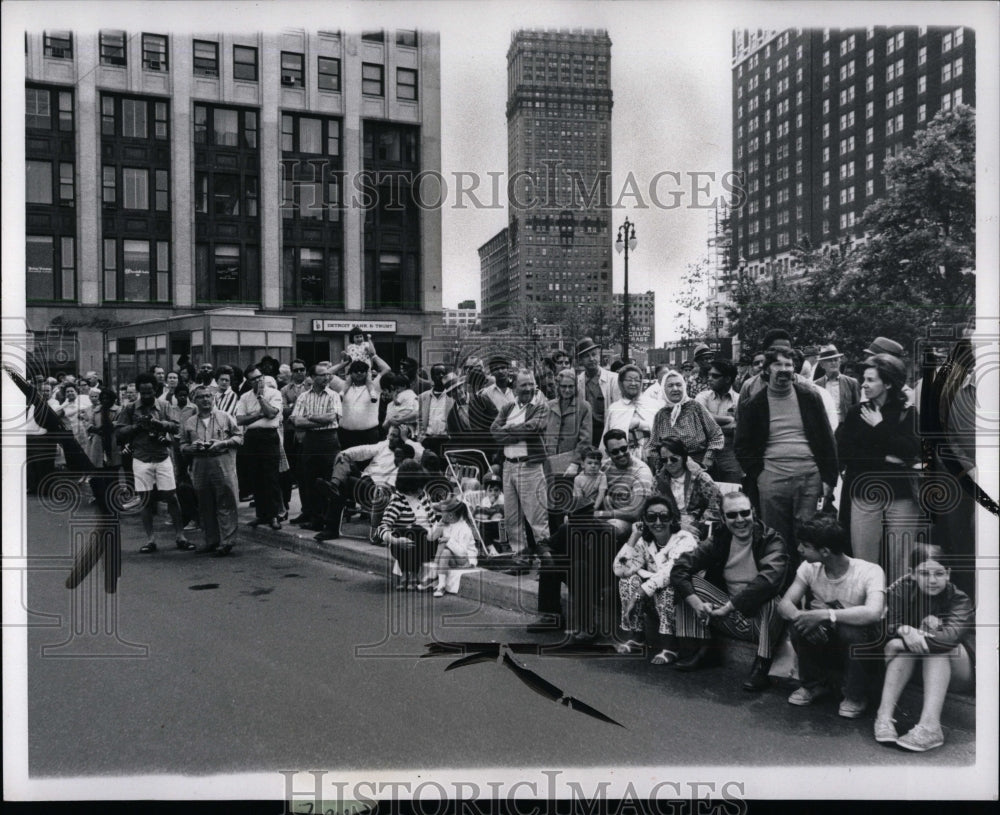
[21, 324, 978, 753]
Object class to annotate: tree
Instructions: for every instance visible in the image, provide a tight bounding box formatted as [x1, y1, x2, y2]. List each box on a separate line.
[849, 105, 976, 346]
[729, 105, 976, 360]
[672, 260, 711, 341]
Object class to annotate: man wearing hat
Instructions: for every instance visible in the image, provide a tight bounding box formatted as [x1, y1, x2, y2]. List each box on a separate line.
[799, 346, 820, 382]
[576, 337, 620, 444]
[479, 356, 516, 412]
[328, 358, 387, 450]
[687, 343, 715, 398]
[417, 365, 460, 457]
[814, 344, 860, 425]
[863, 337, 914, 407]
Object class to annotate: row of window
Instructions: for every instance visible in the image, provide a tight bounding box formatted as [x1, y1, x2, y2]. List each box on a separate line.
[40, 32, 419, 100]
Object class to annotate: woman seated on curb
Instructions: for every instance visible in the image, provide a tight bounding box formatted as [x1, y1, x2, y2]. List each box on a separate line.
[652, 438, 722, 539]
[874, 544, 975, 752]
[377, 460, 438, 591]
[613, 494, 699, 664]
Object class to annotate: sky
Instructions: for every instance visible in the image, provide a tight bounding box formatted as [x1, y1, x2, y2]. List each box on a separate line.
[436, 6, 734, 344]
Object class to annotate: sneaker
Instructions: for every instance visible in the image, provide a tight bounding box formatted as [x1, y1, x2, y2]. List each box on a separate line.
[874, 717, 899, 743]
[788, 685, 830, 706]
[896, 724, 945, 752]
[121, 497, 142, 511]
[838, 697, 868, 719]
[139, 541, 157, 554]
[433, 588, 445, 597]
[183, 521, 200, 531]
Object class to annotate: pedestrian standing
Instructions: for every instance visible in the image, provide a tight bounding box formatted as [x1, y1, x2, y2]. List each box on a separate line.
[290, 363, 342, 529]
[235, 367, 285, 530]
[180, 385, 243, 556]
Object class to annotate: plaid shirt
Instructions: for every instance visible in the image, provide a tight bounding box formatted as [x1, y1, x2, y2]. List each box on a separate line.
[290, 387, 342, 429]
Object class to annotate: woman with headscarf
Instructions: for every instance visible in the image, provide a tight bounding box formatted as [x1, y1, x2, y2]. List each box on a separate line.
[652, 438, 722, 539]
[650, 369, 724, 472]
[603, 364, 656, 461]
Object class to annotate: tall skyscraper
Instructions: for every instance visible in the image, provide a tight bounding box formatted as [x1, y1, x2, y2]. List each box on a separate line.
[24, 28, 441, 380]
[728, 26, 975, 283]
[481, 29, 613, 330]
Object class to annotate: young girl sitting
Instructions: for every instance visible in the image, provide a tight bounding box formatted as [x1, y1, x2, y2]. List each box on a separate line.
[426, 495, 479, 597]
[572, 446, 608, 512]
[344, 326, 377, 366]
[874, 543, 975, 752]
[613, 494, 699, 664]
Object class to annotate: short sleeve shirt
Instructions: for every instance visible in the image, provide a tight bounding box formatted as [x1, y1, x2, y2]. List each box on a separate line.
[795, 557, 886, 608]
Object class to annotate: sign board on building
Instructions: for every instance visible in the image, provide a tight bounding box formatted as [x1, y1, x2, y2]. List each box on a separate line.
[311, 320, 398, 333]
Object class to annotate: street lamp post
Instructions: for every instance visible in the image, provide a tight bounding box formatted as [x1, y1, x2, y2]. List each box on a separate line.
[615, 218, 638, 364]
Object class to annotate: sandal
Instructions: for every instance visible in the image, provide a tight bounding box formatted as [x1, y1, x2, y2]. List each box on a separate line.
[614, 639, 644, 655]
[650, 649, 678, 666]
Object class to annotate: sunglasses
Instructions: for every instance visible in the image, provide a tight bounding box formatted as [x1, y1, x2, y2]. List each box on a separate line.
[724, 509, 752, 520]
[645, 512, 672, 523]
[607, 447, 630, 456]
[664, 455, 683, 463]
[292, 367, 306, 372]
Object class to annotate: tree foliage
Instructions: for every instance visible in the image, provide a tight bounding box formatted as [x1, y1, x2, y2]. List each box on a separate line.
[729, 106, 976, 361]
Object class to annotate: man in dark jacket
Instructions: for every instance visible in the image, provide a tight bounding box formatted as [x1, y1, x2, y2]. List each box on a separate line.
[735, 342, 838, 561]
[671, 490, 789, 691]
[814, 344, 861, 426]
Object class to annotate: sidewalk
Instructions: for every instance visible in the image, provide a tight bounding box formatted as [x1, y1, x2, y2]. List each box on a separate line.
[193, 495, 978, 732]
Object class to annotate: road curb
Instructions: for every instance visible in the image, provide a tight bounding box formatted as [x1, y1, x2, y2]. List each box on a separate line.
[239, 507, 976, 733]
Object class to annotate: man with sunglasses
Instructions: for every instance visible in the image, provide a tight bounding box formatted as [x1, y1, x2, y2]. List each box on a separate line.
[671, 491, 789, 692]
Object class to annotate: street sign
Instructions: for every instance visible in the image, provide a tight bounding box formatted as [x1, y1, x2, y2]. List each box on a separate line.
[311, 320, 398, 333]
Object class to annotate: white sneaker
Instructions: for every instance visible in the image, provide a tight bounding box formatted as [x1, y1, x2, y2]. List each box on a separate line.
[788, 685, 830, 706]
[838, 697, 868, 719]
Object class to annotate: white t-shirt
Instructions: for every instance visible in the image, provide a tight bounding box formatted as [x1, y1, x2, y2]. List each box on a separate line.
[795, 556, 885, 608]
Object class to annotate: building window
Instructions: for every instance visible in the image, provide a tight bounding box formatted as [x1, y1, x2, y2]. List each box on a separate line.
[142, 33, 168, 71]
[122, 98, 147, 138]
[281, 51, 304, 87]
[122, 168, 149, 210]
[196, 242, 259, 304]
[154, 169, 169, 211]
[318, 57, 340, 91]
[396, 30, 418, 47]
[100, 31, 127, 66]
[194, 104, 257, 148]
[866, 48, 874, 67]
[396, 68, 417, 101]
[917, 103, 927, 122]
[58, 162, 74, 205]
[918, 45, 927, 66]
[918, 74, 926, 94]
[193, 39, 219, 77]
[866, 75, 874, 93]
[866, 152, 874, 170]
[26, 160, 54, 204]
[43, 31, 73, 59]
[234, 45, 258, 81]
[102, 166, 116, 206]
[866, 126, 874, 144]
[866, 179, 875, 197]
[362, 31, 385, 43]
[362, 63, 384, 96]
[27, 235, 74, 301]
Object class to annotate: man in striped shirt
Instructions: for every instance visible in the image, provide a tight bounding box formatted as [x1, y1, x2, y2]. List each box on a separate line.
[289, 363, 342, 530]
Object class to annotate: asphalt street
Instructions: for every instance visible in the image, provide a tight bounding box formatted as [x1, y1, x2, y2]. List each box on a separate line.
[22, 495, 976, 777]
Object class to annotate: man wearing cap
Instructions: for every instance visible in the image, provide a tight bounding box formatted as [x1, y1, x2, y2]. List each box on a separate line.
[576, 337, 621, 445]
[863, 336, 914, 407]
[814, 344, 861, 426]
[480, 357, 516, 413]
[687, 343, 715, 398]
[234, 368, 284, 530]
[417, 365, 458, 457]
[491, 370, 550, 558]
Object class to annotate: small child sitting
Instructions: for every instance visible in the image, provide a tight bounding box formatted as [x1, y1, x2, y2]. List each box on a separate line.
[426, 495, 479, 597]
[573, 446, 608, 512]
[473, 473, 505, 520]
[344, 326, 377, 366]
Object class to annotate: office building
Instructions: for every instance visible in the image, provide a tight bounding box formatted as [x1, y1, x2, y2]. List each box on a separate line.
[613, 289, 655, 351]
[478, 226, 510, 330]
[24, 28, 441, 382]
[728, 26, 975, 283]
[480, 28, 613, 330]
